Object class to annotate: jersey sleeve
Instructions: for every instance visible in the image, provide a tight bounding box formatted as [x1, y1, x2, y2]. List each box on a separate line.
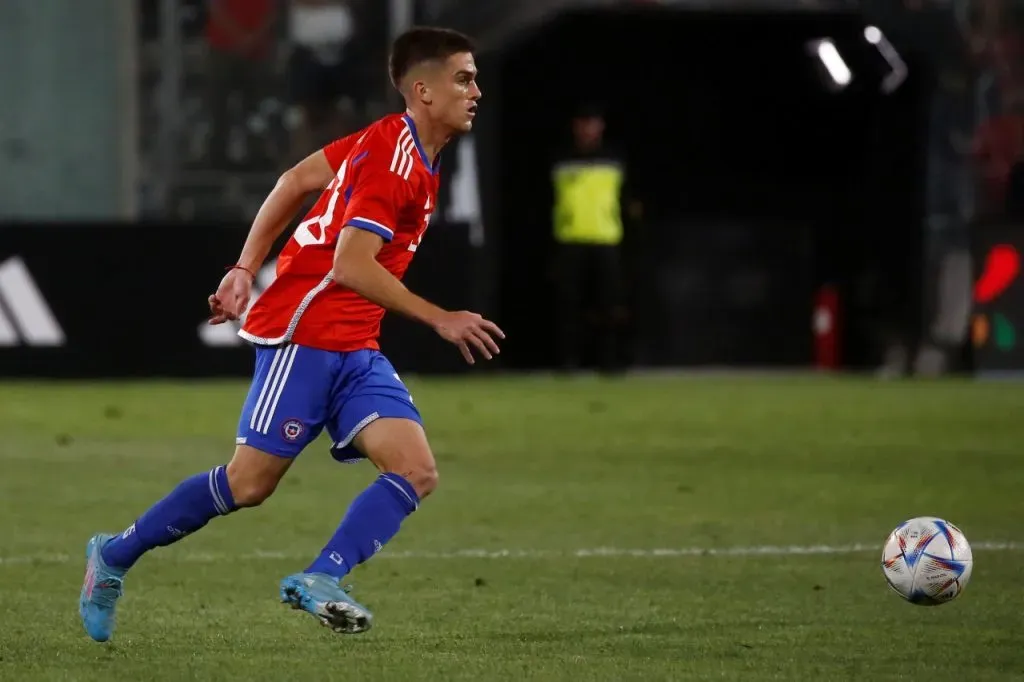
[340, 154, 414, 243]
[322, 132, 361, 172]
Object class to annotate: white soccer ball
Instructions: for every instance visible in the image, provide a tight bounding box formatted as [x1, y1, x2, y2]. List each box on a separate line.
[881, 516, 973, 606]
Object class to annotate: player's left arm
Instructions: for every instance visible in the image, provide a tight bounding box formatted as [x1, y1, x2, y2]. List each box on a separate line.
[331, 166, 504, 363]
[332, 227, 504, 363]
[330, 164, 450, 329]
[332, 227, 448, 327]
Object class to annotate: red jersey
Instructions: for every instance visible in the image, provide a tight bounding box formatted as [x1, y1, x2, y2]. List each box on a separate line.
[240, 113, 440, 351]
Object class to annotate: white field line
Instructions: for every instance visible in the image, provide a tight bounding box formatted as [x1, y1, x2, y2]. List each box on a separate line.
[0, 542, 1020, 567]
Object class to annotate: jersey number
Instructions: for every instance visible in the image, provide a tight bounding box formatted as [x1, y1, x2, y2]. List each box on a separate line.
[294, 159, 348, 247]
[408, 197, 432, 252]
[294, 159, 429, 252]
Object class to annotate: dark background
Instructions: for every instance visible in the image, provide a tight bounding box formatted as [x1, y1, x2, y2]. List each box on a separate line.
[6, 3, 1018, 378]
[483, 8, 928, 370]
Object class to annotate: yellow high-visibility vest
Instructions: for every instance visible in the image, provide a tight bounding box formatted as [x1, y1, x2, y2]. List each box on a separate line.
[552, 157, 624, 246]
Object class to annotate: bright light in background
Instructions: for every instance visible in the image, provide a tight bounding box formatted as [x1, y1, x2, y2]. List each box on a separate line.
[862, 25, 908, 93]
[815, 39, 851, 87]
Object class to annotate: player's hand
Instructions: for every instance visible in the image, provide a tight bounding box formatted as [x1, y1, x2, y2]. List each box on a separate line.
[208, 268, 254, 324]
[432, 311, 505, 364]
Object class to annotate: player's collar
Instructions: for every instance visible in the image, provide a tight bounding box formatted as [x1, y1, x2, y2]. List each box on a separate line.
[402, 112, 440, 175]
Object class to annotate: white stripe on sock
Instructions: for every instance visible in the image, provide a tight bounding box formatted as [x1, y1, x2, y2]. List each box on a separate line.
[207, 468, 226, 515]
[209, 466, 230, 515]
[381, 476, 418, 511]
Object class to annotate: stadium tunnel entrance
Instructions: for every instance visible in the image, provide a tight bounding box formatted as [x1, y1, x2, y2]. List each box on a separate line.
[480, 6, 928, 371]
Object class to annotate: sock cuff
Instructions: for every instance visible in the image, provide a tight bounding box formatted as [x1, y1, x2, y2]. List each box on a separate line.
[378, 473, 419, 513]
[210, 465, 237, 515]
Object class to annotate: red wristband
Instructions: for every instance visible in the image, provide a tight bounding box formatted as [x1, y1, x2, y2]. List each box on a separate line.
[226, 264, 256, 279]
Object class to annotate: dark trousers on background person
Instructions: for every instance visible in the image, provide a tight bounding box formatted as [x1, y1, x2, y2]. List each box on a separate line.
[554, 243, 625, 372]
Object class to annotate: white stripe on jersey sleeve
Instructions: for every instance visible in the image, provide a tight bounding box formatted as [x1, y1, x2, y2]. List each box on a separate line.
[388, 123, 417, 181]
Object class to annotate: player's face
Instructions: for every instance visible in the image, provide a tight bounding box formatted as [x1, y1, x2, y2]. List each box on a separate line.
[432, 52, 481, 134]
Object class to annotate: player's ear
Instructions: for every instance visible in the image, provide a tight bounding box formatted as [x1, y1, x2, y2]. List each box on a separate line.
[413, 79, 432, 105]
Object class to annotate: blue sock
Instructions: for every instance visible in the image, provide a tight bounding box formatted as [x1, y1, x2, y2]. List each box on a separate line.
[101, 465, 237, 570]
[306, 473, 419, 579]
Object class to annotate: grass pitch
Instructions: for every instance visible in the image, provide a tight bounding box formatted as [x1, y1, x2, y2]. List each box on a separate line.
[0, 374, 1022, 681]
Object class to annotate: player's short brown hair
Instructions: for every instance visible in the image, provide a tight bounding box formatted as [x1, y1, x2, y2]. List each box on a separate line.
[388, 27, 476, 90]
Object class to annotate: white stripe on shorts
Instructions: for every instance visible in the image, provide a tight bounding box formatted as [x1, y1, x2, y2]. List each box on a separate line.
[257, 344, 298, 434]
[249, 347, 284, 432]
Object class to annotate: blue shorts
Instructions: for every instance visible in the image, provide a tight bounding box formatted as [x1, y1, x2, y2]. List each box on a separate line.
[236, 344, 422, 463]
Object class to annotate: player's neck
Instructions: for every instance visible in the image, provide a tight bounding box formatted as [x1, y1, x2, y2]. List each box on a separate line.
[405, 109, 451, 165]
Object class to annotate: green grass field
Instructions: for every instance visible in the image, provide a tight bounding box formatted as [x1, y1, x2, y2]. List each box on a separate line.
[1, 375, 1022, 681]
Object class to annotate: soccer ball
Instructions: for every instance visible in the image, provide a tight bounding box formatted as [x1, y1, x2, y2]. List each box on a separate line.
[881, 516, 973, 605]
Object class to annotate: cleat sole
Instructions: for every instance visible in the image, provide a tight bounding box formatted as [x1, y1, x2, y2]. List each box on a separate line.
[281, 580, 373, 635]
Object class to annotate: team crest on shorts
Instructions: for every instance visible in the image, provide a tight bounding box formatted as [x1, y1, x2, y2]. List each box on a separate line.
[281, 419, 305, 441]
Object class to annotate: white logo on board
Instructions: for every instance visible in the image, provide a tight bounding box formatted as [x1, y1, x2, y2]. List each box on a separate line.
[0, 257, 65, 347]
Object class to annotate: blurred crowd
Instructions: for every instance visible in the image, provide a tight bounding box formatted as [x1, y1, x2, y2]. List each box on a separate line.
[874, 0, 1024, 375]
[132, 0, 700, 221]
[138, 0, 388, 219]
[112, 0, 1024, 374]
[871, 0, 1024, 232]
[964, 0, 1024, 222]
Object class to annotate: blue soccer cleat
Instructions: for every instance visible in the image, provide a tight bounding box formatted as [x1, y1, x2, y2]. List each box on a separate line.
[79, 533, 127, 642]
[280, 572, 374, 634]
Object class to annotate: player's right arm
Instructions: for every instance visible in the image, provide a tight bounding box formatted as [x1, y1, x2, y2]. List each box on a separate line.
[209, 135, 358, 323]
[235, 136, 354, 274]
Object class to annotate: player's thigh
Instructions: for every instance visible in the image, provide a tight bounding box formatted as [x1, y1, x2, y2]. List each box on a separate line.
[236, 343, 335, 461]
[326, 351, 436, 494]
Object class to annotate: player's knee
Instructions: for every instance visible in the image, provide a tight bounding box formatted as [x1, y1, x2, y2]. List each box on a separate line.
[225, 446, 291, 507]
[376, 452, 437, 499]
[355, 418, 438, 499]
[226, 465, 280, 507]
[404, 463, 439, 499]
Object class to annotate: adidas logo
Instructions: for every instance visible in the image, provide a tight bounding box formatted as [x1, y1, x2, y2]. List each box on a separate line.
[0, 257, 65, 347]
[198, 261, 277, 347]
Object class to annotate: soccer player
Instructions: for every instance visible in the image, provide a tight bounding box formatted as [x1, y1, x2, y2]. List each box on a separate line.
[79, 27, 500, 642]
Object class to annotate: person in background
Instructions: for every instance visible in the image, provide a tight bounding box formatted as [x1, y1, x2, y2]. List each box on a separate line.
[205, 0, 277, 168]
[972, 91, 1024, 218]
[550, 104, 640, 373]
[968, 0, 1024, 219]
[286, 0, 361, 163]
